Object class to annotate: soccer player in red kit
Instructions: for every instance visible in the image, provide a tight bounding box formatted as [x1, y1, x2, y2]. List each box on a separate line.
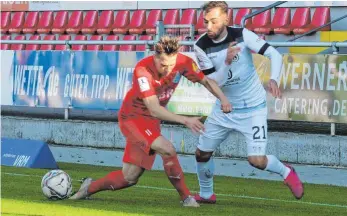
[70, 36, 232, 207]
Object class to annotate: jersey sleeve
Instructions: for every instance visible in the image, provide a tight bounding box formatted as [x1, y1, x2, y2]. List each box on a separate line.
[133, 66, 156, 99]
[182, 58, 205, 83]
[243, 28, 270, 55]
[194, 44, 216, 75]
[242, 28, 283, 84]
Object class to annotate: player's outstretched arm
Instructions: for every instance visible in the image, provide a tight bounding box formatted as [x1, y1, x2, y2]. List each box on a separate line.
[199, 77, 232, 113]
[143, 95, 205, 133]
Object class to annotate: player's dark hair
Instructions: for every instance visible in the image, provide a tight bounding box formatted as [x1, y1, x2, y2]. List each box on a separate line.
[154, 35, 181, 56]
[201, 1, 228, 14]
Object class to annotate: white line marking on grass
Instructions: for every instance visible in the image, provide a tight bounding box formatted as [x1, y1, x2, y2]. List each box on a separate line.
[3, 172, 347, 209]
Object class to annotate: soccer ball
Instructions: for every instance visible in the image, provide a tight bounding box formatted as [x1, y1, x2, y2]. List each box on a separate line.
[41, 169, 73, 200]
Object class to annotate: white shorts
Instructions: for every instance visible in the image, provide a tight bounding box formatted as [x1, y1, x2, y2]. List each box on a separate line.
[198, 104, 268, 156]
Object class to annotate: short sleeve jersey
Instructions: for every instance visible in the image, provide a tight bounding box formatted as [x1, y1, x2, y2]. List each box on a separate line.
[119, 53, 205, 120]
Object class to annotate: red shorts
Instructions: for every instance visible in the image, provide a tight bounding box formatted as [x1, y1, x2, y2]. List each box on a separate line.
[119, 116, 161, 170]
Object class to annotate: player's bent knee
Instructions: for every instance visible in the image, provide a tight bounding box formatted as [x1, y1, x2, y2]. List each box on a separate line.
[195, 148, 213, 162]
[248, 156, 267, 170]
[123, 173, 140, 185]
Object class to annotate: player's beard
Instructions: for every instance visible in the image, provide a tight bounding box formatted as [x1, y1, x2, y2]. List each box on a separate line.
[207, 27, 226, 41]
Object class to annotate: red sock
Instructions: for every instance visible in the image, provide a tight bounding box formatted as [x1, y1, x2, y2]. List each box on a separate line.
[87, 170, 133, 195]
[162, 155, 191, 200]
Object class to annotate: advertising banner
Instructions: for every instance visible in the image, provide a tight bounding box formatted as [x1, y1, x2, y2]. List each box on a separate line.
[71, 51, 145, 110]
[0, 1, 29, 11]
[270, 54, 347, 123]
[12, 51, 72, 107]
[168, 54, 347, 123]
[1, 51, 14, 106]
[2, 50, 346, 123]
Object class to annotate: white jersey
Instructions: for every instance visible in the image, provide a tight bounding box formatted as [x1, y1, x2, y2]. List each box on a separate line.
[194, 27, 281, 110]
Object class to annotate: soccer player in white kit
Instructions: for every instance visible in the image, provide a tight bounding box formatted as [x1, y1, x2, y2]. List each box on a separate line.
[194, 1, 304, 203]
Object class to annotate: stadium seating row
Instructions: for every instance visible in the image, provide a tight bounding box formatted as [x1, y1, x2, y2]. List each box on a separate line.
[0, 34, 154, 51]
[1, 7, 331, 36]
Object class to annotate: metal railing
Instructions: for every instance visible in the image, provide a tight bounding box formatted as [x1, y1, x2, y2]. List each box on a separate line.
[241, 1, 287, 27]
[2, 40, 347, 48]
[156, 21, 195, 41]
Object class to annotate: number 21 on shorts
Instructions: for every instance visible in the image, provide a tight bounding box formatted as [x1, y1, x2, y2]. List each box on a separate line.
[252, 125, 267, 140]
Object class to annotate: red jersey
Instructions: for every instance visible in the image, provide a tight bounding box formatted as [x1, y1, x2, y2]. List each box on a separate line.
[119, 53, 205, 120]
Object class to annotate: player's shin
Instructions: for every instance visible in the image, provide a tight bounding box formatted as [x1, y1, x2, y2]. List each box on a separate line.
[162, 155, 191, 200]
[265, 155, 291, 179]
[87, 170, 134, 195]
[196, 158, 215, 199]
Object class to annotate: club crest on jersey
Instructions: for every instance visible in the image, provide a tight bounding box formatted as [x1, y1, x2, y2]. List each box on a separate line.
[138, 77, 150, 92]
[232, 54, 239, 62]
[173, 72, 181, 83]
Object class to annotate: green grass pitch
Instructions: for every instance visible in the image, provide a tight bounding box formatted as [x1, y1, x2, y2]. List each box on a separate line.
[1, 163, 347, 216]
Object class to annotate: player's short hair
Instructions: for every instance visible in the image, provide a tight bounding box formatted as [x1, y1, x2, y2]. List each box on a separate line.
[154, 35, 181, 56]
[201, 1, 228, 14]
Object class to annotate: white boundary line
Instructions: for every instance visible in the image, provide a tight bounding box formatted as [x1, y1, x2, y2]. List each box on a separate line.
[3, 172, 347, 209]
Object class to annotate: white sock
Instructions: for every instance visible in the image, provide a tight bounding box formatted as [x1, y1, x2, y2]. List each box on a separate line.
[265, 155, 291, 179]
[196, 158, 214, 199]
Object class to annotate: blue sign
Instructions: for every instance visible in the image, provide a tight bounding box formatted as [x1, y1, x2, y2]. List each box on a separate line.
[11, 51, 146, 110]
[71, 51, 145, 110]
[12, 51, 72, 108]
[1, 138, 58, 169]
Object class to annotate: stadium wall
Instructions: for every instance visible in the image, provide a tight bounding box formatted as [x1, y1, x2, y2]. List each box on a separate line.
[2, 116, 347, 167]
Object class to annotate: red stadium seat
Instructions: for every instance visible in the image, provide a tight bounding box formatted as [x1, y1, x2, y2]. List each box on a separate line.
[10, 35, 26, 50]
[81, 10, 98, 34]
[55, 35, 71, 50]
[1, 35, 11, 50]
[147, 9, 179, 35]
[86, 35, 102, 51]
[36, 11, 54, 34]
[52, 11, 68, 34]
[26, 35, 41, 50]
[96, 10, 114, 34]
[275, 7, 310, 35]
[131, 10, 162, 35]
[249, 9, 271, 31]
[71, 35, 87, 51]
[66, 11, 83, 34]
[40, 35, 56, 50]
[1, 12, 11, 34]
[9, 12, 25, 34]
[293, 7, 330, 34]
[112, 10, 130, 34]
[255, 8, 291, 35]
[136, 35, 153, 51]
[119, 35, 136, 51]
[165, 9, 180, 25]
[197, 8, 233, 35]
[196, 10, 205, 34]
[23, 12, 39, 34]
[234, 8, 252, 28]
[179, 9, 197, 35]
[103, 35, 119, 51]
[128, 10, 146, 34]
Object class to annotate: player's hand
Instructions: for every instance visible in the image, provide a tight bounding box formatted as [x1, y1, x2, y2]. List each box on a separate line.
[220, 97, 232, 113]
[225, 42, 241, 65]
[184, 116, 205, 134]
[268, 79, 282, 99]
